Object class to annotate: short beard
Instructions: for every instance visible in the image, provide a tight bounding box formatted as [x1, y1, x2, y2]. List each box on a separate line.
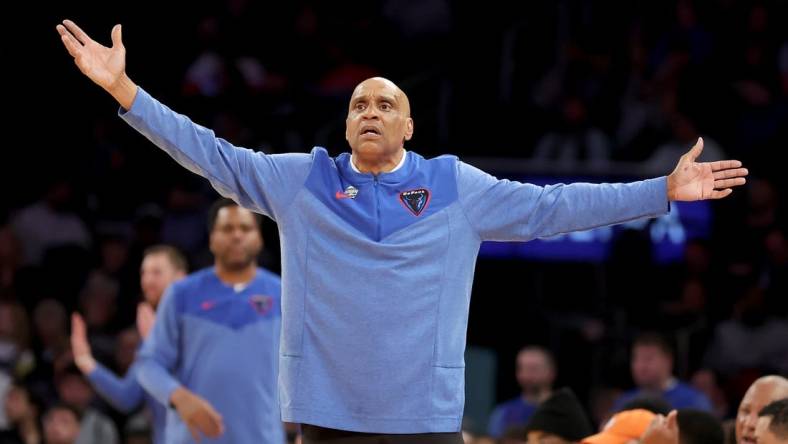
[219, 255, 256, 272]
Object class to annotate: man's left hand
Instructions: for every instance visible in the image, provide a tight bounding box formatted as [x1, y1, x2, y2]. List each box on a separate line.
[667, 137, 748, 201]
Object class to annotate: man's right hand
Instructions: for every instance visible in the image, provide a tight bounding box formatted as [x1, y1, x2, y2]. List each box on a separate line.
[70, 313, 96, 374]
[170, 387, 225, 442]
[56, 20, 137, 110]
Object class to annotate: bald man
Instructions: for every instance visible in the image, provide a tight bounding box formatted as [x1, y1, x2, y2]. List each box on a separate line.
[57, 21, 749, 444]
[737, 376, 788, 444]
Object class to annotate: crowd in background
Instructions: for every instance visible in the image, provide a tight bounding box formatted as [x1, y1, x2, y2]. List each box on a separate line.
[3, 0, 788, 442]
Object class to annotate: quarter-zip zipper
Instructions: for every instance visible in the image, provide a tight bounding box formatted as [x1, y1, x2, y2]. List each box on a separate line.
[373, 174, 380, 242]
[373, 175, 381, 241]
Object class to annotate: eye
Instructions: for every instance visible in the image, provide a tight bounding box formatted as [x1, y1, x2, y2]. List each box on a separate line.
[379, 102, 391, 111]
[355, 103, 366, 111]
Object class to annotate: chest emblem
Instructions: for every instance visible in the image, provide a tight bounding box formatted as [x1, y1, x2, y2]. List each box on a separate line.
[399, 188, 431, 216]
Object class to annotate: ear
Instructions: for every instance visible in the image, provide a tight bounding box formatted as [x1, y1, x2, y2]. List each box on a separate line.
[404, 117, 414, 141]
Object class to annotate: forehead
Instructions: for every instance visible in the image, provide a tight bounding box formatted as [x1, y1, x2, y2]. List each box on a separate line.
[518, 350, 546, 364]
[142, 252, 172, 268]
[743, 383, 779, 406]
[350, 80, 400, 102]
[634, 344, 666, 355]
[215, 206, 257, 225]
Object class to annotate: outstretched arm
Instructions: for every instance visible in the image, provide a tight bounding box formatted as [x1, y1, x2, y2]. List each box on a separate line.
[56, 20, 313, 221]
[666, 137, 748, 201]
[56, 20, 136, 109]
[458, 137, 748, 242]
[72, 313, 144, 412]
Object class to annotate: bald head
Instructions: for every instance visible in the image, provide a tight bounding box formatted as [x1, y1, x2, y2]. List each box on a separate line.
[351, 77, 411, 118]
[345, 77, 414, 172]
[737, 376, 788, 444]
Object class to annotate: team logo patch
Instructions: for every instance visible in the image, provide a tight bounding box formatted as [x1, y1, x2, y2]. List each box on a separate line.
[399, 188, 430, 216]
[335, 185, 359, 200]
[249, 295, 274, 315]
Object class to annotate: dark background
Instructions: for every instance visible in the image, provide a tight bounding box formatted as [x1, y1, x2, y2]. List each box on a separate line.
[3, 0, 788, 435]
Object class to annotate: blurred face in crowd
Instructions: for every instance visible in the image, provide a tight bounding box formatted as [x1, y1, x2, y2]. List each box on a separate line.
[737, 377, 788, 444]
[56, 373, 93, 411]
[115, 328, 140, 372]
[631, 344, 672, 390]
[80, 273, 118, 328]
[210, 206, 262, 271]
[516, 349, 555, 396]
[140, 252, 186, 307]
[43, 407, 80, 444]
[33, 299, 67, 344]
[4, 385, 35, 422]
[345, 77, 413, 163]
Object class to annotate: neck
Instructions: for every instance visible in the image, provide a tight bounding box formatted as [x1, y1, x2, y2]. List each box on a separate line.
[644, 377, 674, 392]
[215, 263, 256, 285]
[522, 388, 550, 404]
[352, 148, 404, 174]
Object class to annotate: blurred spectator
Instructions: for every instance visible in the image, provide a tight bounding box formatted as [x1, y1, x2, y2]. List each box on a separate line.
[532, 96, 612, 169]
[42, 403, 81, 444]
[1, 382, 43, 444]
[488, 346, 556, 438]
[0, 301, 35, 379]
[10, 180, 91, 267]
[612, 333, 711, 413]
[0, 225, 22, 298]
[77, 273, 120, 366]
[703, 286, 788, 378]
[524, 387, 594, 444]
[691, 369, 729, 420]
[54, 365, 118, 444]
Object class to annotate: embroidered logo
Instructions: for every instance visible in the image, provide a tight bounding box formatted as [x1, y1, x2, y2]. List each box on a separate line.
[200, 300, 216, 311]
[335, 185, 359, 200]
[399, 188, 430, 216]
[249, 295, 274, 315]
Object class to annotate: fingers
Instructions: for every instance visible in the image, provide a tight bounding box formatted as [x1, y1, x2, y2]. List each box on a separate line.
[713, 167, 748, 179]
[710, 188, 733, 199]
[111, 24, 124, 49]
[57, 26, 83, 57]
[192, 412, 224, 438]
[686, 137, 704, 162]
[187, 423, 202, 442]
[204, 407, 225, 437]
[715, 177, 746, 188]
[666, 410, 678, 430]
[62, 19, 92, 45]
[71, 312, 85, 333]
[137, 302, 153, 318]
[709, 159, 743, 170]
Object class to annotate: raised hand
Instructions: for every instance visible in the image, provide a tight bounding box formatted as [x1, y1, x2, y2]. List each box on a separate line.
[70, 312, 96, 373]
[136, 302, 156, 340]
[56, 20, 137, 109]
[667, 137, 748, 201]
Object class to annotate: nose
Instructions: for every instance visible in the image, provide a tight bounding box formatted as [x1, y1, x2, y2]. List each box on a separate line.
[361, 106, 379, 120]
[744, 413, 757, 431]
